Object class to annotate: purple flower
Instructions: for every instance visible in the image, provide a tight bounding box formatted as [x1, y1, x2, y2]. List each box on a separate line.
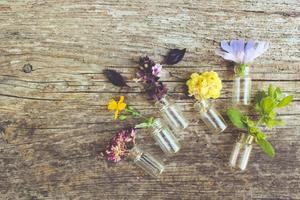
[152, 64, 162, 77]
[137, 56, 168, 100]
[105, 128, 136, 163]
[215, 39, 269, 64]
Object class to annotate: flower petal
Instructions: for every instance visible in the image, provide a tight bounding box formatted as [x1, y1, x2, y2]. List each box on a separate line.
[220, 41, 233, 53]
[119, 96, 125, 103]
[108, 100, 117, 110]
[215, 49, 240, 63]
[117, 102, 127, 111]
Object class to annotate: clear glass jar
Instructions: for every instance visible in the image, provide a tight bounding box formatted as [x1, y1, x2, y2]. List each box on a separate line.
[155, 96, 189, 130]
[232, 65, 251, 105]
[194, 99, 227, 134]
[128, 146, 165, 177]
[150, 118, 181, 155]
[229, 133, 254, 171]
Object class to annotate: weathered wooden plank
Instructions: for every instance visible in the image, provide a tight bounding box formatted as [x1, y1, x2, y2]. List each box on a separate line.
[0, 0, 299, 199]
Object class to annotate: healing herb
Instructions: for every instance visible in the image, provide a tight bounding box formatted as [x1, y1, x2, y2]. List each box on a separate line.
[164, 48, 186, 65]
[103, 69, 128, 87]
[137, 48, 186, 100]
[105, 128, 136, 163]
[227, 84, 293, 158]
[108, 96, 155, 129]
[137, 56, 167, 100]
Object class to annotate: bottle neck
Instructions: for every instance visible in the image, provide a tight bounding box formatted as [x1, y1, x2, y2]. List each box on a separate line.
[194, 99, 210, 112]
[155, 95, 170, 110]
[238, 133, 254, 145]
[128, 146, 143, 161]
[234, 64, 250, 77]
[151, 118, 163, 131]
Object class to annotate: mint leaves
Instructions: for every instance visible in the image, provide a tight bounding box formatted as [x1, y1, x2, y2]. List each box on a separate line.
[256, 137, 275, 158]
[254, 84, 293, 128]
[227, 108, 246, 129]
[227, 84, 293, 158]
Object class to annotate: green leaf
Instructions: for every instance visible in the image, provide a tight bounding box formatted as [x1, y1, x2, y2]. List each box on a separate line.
[265, 119, 284, 128]
[277, 95, 293, 108]
[254, 91, 267, 105]
[257, 137, 275, 158]
[261, 97, 276, 114]
[268, 84, 274, 97]
[256, 132, 266, 140]
[147, 117, 154, 125]
[134, 122, 149, 129]
[119, 115, 127, 121]
[274, 87, 282, 100]
[226, 108, 246, 129]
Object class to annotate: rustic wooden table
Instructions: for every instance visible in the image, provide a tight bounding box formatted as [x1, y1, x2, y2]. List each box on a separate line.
[0, 1, 299, 199]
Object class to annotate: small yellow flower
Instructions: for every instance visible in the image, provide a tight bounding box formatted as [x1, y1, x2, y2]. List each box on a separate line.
[186, 71, 222, 100]
[108, 96, 127, 119]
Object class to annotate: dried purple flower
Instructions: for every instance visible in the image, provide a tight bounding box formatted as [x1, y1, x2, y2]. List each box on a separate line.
[215, 39, 269, 64]
[137, 56, 168, 100]
[105, 128, 136, 163]
[152, 64, 162, 77]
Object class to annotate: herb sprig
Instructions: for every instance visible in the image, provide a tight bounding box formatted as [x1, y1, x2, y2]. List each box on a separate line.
[119, 105, 155, 129]
[107, 96, 155, 129]
[227, 84, 293, 158]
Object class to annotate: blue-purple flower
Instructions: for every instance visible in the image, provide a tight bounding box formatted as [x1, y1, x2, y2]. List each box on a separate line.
[215, 40, 269, 64]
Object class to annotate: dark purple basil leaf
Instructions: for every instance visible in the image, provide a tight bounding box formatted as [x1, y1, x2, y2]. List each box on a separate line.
[164, 48, 186, 65]
[103, 69, 128, 87]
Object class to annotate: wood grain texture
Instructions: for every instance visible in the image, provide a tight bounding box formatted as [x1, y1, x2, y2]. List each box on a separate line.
[0, 0, 299, 199]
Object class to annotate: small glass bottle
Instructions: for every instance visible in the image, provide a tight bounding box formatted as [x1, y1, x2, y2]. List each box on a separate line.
[128, 146, 165, 177]
[194, 99, 227, 134]
[155, 96, 189, 130]
[150, 118, 181, 155]
[229, 133, 254, 171]
[232, 65, 251, 105]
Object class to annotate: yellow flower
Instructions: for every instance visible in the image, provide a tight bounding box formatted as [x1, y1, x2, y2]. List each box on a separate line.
[108, 96, 127, 120]
[186, 71, 222, 100]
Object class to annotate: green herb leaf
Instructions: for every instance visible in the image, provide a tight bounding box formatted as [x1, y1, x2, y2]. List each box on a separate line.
[254, 91, 267, 105]
[261, 97, 276, 114]
[265, 119, 284, 128]
[274, 87, 282, 100]
[119, 115, 127, 121]
[268, 84, 274, 97]
[277, 95, 293, 108]
[226, 108, 246, 129]
[257, 137, 275, 158]
[134, 122, 149, 129]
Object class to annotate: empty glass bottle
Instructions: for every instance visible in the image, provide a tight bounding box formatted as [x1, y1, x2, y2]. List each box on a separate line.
[150, 118, 181, 155]
[229, 133, 254, 170]
[194, 99, 227, 134]
[129, 146, 165, 177]
[155, 96, 189, 130]
[232, 65, 251, 105]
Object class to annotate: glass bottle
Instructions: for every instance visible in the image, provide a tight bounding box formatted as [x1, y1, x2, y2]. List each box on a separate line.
[229, 133, 254, 171]
[150, 118, 181, 155]
[155, 96, 189, 130]
[128, 146, 165, 177]
[194, 99, 227, 134]
[232, 65, 251, 105]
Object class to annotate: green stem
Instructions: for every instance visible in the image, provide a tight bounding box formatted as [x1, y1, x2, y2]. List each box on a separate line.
[256, 117, 264, 126]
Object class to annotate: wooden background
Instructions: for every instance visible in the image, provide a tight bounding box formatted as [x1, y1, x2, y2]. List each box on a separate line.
[0, 0, 299, 199]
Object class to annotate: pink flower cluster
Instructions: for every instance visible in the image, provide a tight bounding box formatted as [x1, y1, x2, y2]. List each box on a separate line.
[105, 128, 136, 163]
